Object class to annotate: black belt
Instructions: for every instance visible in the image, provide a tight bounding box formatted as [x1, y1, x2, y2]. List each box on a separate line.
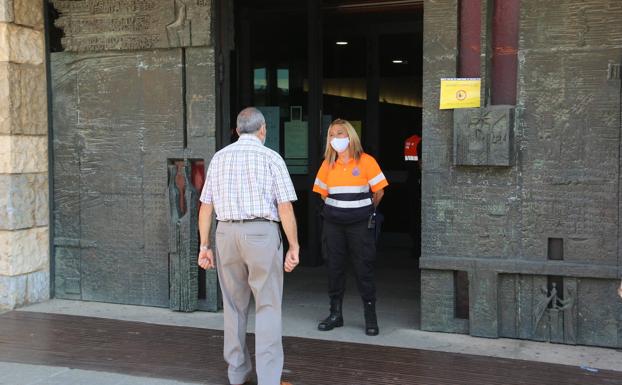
[219, 218, 276, 223]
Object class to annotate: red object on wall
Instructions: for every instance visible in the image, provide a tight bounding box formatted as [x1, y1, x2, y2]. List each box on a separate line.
[491, 0, 519, 105]
[404, 134, 422, 162]
[173, 160, 206, 215]
[191, 161, 205, 193]
[459, 0, 481, 78]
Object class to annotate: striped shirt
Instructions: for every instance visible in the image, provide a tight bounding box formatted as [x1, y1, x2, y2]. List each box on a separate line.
[199, 134, 297, 221]
[313, 153, 388, 224]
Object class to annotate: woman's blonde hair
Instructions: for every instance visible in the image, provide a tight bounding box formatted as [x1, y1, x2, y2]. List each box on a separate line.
[324, 119, 364, 166]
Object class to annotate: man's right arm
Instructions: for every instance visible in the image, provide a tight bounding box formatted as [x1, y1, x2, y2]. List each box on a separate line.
[278, 201, 299, 273]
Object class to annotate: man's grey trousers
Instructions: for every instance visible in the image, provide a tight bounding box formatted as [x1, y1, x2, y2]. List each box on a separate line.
[215, 221, 284, 385]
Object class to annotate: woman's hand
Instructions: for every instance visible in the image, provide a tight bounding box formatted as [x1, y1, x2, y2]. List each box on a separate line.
[618, 281, 622, 299]
[372, 189, 384, 207]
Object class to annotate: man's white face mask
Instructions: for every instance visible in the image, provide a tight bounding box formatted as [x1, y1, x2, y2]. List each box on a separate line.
[330, 137, 350, 153]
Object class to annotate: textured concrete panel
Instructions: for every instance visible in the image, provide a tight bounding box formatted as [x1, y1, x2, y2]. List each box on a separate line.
[518, 48, 621, 265]
[52, 0, 212, 51]
[516, 275, 546, 340]
[468, 270, 498, 338]
[53, 246, 81, 300]
[50, 53, 81, 243]
[520, 0, 622, 49]
[50, 50, 184, 307]
[563, 277, 578, 345]
[498, 274, 517, 338]
[51, 47, 214, 307]
[420, 257, 618, 280]
[79, 245, 168, 306]
[185, 47, 216, 154]
[420, 269, 468, 333]
[421, 0, 622, 348]
[454, 106, 513, 166]
[576, 278, 621, 348]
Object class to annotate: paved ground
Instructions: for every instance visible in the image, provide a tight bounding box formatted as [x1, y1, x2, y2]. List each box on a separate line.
[0, 362, 195, 385]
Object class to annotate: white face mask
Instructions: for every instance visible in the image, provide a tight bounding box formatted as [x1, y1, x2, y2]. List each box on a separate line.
[330, 137, 350, 153]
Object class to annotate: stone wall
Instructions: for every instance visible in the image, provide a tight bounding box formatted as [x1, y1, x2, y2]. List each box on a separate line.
[0, 0, 49, 310]
[420, 0, 622, 348]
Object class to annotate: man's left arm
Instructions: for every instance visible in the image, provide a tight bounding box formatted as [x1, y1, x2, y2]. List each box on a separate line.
[271, 156, 299, 273]
[198, 202, 215, 269]
[278, 201, 299, 273]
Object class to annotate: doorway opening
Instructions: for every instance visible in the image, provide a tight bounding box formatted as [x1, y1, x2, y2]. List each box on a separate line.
[225, 0, 424, 332]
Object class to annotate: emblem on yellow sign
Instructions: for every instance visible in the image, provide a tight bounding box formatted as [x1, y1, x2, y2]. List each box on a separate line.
[439, 78, 481, 109]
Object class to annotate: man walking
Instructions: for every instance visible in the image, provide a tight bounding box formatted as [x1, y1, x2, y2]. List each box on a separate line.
[197, 107, 299, 385]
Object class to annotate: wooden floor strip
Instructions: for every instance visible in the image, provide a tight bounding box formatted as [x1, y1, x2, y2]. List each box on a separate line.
[0, 311, 620, 385]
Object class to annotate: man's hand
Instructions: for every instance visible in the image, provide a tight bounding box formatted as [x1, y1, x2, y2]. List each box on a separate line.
[277, 201, 300, 273]
[618, 281, 622, 299]
[198, 249, 215, 270]
[284, 247, 299, 273]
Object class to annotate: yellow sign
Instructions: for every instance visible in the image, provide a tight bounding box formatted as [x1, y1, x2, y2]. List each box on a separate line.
[439, 78, 481, 109]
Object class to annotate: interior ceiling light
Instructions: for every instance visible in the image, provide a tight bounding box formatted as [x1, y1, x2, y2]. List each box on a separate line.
[336, 41, 349, 45]
[392, 59, 406, 64]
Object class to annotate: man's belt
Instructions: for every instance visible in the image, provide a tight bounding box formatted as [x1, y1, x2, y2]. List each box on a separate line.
[219, 218, 276, 223]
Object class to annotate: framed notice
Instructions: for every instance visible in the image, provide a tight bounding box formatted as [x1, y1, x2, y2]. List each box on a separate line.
[284, 120, 308, 159]
[439, 78, 481, 109]
[284, 106, 308, 174]
[290, 105, 303, 121]
[285, 158, 308, 174]
[284, 120, 309, 159]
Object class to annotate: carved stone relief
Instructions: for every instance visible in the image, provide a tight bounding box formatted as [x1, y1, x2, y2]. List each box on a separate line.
[453, 106, 514, 166]
[51, 0, 211, 51]
[167, 162, 198, 312]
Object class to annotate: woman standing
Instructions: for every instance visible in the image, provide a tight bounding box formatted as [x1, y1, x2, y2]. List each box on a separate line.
[313, 119, 388, 336]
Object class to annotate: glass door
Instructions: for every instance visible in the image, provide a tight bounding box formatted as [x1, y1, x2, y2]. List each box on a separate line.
[320, 4, 423, 257]
[234, 0, 323, 265]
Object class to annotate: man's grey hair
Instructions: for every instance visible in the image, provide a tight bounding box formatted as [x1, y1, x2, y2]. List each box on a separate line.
[237, 107, 266, 134]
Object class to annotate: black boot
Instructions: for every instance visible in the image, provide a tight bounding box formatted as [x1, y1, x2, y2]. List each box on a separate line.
[318, 297, 343, 331]
[363, 301, 379, 336]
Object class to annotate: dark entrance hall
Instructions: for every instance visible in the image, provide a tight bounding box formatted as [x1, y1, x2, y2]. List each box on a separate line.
[225, 0, 424, 330]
